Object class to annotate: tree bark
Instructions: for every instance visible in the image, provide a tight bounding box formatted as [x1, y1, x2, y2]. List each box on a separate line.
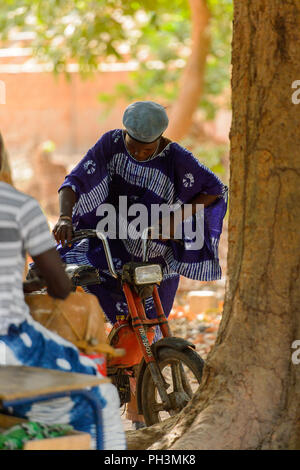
[127, 0, 300, 450]
[165, 0, 210, 142]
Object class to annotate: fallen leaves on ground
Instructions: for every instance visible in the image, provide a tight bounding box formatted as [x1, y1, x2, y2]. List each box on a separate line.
[168, 304, 222, 359]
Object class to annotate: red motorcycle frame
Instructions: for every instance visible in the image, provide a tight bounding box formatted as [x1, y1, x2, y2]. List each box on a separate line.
[60, 229, 204, 425]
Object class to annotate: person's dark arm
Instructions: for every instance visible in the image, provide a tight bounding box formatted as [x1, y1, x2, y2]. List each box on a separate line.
[59, 186, 77, 218]
[25, 247, 72, 299]
[53, 187, 77, 246]
[20, 195, 72, 298]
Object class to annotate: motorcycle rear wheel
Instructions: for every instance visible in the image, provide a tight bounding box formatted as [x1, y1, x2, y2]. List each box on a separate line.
[141, 347, 204, 426]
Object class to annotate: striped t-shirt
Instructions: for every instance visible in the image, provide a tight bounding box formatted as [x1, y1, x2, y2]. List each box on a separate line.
[0, 182, 56, 335]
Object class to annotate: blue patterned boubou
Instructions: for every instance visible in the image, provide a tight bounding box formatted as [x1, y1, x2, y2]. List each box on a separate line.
[58, 129, 228, 324]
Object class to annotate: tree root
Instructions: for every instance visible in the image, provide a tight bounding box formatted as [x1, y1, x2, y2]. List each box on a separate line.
[125, 415, 180, 450]
[125, 388, 206, 450]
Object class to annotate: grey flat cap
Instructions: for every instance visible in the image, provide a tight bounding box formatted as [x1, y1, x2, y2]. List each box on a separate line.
[123, 101, 169, 143]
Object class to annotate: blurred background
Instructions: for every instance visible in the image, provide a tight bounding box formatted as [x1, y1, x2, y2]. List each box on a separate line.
[0, 0, 232, 358]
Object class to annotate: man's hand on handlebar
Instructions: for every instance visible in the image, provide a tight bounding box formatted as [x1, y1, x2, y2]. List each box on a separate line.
[53, 217, 74, 247]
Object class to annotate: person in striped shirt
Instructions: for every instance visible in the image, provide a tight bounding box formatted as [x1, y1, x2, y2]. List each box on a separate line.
[0, 151, 126, 449]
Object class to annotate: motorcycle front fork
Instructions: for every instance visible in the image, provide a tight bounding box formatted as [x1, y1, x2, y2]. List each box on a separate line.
[122, 283, 173, 411]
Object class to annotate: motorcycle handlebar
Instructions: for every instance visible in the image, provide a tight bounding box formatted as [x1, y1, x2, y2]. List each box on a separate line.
[68, 228, 184, 275]
[69, 229, 118, 279]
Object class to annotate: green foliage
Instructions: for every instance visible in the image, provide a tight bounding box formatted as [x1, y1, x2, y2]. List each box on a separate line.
[97, 0, 233, 120]
[201, 0, 232, 118]
[0, 1, 129, 73]
[0, 0, 233, 119]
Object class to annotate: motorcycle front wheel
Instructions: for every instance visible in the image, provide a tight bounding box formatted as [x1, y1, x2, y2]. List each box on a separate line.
[141, 347, 204, 426]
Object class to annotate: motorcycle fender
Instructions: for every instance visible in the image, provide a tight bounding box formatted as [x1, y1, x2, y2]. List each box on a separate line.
[136, 337, 196, 414]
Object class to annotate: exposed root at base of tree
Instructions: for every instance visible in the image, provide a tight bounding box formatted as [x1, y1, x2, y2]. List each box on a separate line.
[124, 367, 300, 450]
[125, 416, 179, 451]
[125, 390, 205, 450]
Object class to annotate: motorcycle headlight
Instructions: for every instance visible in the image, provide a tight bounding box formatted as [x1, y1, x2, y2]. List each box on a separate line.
[134, 265, 162, 285]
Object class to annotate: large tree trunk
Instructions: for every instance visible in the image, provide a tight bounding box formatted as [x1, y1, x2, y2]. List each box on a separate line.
[126, 0, 300, 450]
[165, 0, 210, 142]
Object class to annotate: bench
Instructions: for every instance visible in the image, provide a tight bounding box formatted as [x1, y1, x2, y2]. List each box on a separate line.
[0, 365, 110, 450]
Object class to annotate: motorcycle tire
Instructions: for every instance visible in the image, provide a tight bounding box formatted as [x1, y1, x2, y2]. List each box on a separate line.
[141, 346, 204, 426]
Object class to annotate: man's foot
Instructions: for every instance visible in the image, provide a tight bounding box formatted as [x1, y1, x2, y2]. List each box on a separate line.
[133, 421, 146, 430]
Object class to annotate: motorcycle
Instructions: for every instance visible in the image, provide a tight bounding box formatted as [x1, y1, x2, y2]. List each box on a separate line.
[27, 228, 204, 426]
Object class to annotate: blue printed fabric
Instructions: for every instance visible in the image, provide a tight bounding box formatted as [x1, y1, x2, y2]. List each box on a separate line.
[0, 318, 126, 450]
[58, 129, 228, 323]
